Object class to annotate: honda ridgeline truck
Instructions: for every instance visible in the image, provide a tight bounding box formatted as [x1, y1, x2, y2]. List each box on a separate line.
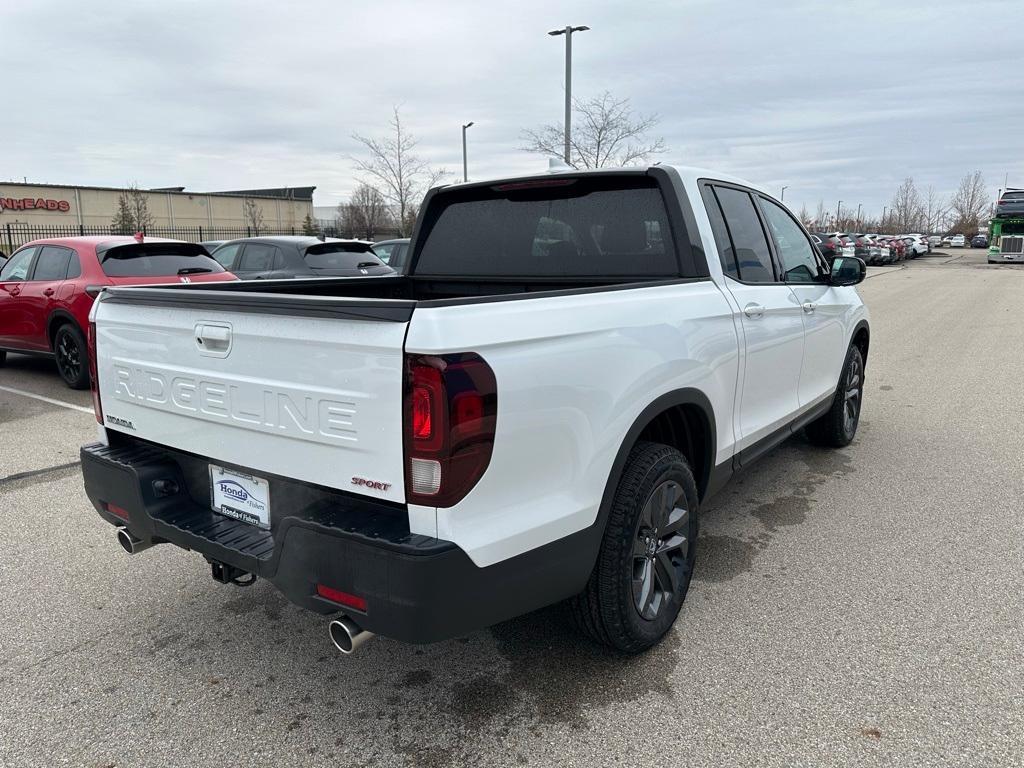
[82, 166, 870, 654]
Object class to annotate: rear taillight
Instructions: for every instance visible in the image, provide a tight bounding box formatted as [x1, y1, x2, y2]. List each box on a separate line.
[88, 320, 102, 424]
[403, 353, 497, 507]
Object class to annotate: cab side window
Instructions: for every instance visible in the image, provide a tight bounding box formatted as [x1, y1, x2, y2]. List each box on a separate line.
[712, 186, 775, 283]
[700, 185, 739, 279]
[758, 198, 822, 284]
[0, 247, 37, 281]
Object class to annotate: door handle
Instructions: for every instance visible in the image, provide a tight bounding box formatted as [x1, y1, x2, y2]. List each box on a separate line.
[743, 303, 765, 319]
[43, 288, 55, 297]
[801, 301, 817, 313]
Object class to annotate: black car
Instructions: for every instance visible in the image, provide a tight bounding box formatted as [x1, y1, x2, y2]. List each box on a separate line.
[371, 238, 411, 272]
[210, 236, 393, 280]
[810, 233, 842, 262]
[995, 190, 1024, 219]
[971, 234, 989, 248]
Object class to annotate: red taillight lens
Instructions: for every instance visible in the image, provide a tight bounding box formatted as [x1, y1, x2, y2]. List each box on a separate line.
[88, 320, 102, 424]
[315, 584, 367, 612]
[403, 353, 497, 508]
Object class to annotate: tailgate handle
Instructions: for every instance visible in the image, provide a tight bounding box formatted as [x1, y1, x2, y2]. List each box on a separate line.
[195, 323, 232, 357]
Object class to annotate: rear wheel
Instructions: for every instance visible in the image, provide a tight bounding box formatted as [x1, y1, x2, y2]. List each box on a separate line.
[0, 350, 6, 366]
[806, 345, 864, 448]
[570, 441, 699, 653]
[54, 324, 89, 390]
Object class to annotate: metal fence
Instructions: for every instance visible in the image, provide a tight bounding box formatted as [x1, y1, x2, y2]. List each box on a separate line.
[1, 223, 392, 254]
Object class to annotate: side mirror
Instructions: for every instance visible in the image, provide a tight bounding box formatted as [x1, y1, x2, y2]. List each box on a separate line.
[829, 256, 866, 286]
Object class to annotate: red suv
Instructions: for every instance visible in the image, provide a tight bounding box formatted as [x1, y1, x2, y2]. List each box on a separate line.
[0, 237, 236, 388]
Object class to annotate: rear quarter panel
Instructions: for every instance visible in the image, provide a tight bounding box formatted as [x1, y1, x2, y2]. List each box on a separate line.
[406, 281, 740, 567]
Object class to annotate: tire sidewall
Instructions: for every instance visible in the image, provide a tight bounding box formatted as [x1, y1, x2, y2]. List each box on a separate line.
[607, 446, 699, 649]
[54, 324, 89, 389]
[840, 345, 864, 442]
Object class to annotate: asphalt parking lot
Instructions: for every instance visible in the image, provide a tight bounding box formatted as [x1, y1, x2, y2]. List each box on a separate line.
[1, 248, 1021, 768]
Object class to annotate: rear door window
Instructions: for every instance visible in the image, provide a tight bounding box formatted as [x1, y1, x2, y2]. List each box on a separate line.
[0, 247, 36, 281]
[99, 244, 226, 277]
[700, 185, 739, 279]
[30, 246, 73, 281]
[712, 186, 776, 282]
[415, 176, 679, 278]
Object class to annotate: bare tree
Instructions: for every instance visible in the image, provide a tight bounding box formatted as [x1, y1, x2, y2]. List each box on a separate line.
[797, 203, 811, 228]
[111, 183, 154, 234]
[351, 107, 447, 237]
[814, 200, 830, 230]
[889, 177, 925, 233]
[923, 186, 949, 235]
[948, 171, 990, 235]
[243, 198, 265, 233]
[339, 183, 392, 240]
[521, 91, 666, 169]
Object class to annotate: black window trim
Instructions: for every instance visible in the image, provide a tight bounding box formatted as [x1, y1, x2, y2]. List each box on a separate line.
[753, 193, 829, 285]
[406, 167, 710, 281]
[699, 179, 782, 286]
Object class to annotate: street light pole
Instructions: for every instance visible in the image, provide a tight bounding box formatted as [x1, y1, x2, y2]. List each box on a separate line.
[856, 203, 862, 227]
[548, 24, 589, 164]
[461, 122, 474, 182]
[781, 186, 788, 202]
[836, 200, 842, 227]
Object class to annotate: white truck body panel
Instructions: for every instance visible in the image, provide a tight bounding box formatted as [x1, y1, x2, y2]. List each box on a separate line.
[406, 280, 739, 566]
[93, 302, 408, 504]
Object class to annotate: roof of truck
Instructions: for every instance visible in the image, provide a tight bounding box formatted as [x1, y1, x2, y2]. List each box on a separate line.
[441, 163, 763, 195]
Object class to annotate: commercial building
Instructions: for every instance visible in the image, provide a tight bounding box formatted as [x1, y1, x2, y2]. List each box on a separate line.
[0, 181, 315, 251]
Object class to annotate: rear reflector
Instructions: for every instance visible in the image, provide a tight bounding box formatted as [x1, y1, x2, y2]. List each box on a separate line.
[316, 584, 367, 612]
[103, 502, 130, 521]
[409, 457, 442, 496]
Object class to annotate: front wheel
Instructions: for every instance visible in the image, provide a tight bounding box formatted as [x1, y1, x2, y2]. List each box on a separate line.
[570, 441, 699, 653]
[53, 324, 89, 390]
[806, 345, 864, 447]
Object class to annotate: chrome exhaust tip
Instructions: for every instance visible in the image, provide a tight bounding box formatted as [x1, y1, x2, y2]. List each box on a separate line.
[329, 616, 374, 655]
[116, 526, 154, 555]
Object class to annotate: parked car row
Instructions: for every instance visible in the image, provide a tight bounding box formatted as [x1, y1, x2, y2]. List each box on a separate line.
[812, 232, 929, 265]
[0, 233, 408, 389]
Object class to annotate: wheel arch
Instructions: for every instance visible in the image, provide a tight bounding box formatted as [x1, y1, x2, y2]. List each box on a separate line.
[851, 319, 870, 366]
[46, 310, 82, 350]
[601, 388, 717, 515]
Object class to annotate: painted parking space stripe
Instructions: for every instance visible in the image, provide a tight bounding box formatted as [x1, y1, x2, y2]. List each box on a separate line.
[0, 384, 94, 415]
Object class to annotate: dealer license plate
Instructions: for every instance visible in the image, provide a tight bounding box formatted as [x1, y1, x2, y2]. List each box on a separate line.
[209, 464, 271, 529]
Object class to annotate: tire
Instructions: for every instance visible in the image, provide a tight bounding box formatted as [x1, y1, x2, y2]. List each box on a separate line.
[570, 441, 699, 653]
[0, 350, 6, 366]
[53, 324, 89, 390]
[805, 345, 864, 448]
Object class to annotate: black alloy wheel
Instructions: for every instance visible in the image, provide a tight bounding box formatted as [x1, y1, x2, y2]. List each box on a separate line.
[632, 480, 690, 621]
[54, 324, 89, 390]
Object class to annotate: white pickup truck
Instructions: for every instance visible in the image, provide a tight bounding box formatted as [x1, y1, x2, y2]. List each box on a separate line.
[82, 166, 870, 654]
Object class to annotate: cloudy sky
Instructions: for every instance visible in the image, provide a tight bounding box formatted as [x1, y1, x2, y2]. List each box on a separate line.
[2, 0, 1021, 217]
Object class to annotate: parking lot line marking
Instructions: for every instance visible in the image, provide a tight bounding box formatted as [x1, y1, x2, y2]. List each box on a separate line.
[0, 461, 82, 488]
[0, 385, 94, 415]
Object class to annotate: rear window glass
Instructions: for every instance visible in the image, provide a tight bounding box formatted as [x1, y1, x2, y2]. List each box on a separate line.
[1002, 192, 1024, 200]
[304, 244, 380, 270]
[415, 177, 678, 277]
[100, 244, 225, 277]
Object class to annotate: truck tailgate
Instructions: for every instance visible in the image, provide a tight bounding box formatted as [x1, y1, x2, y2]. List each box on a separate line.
[92, 294, 408, 504]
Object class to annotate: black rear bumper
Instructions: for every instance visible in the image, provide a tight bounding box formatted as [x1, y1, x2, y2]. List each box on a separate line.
[81, 440, 595, 644]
